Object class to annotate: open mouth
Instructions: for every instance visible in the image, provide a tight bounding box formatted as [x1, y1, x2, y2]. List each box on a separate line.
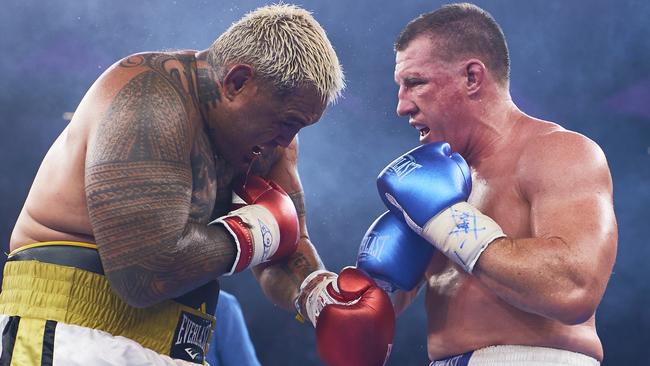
[418, 127, 431, 142]
[243, 146, 263, 164]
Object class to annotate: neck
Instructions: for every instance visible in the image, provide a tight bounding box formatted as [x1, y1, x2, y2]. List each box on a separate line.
[194, 53, 220, 113]
[194, 50, 226, 157]
[454, 92, 522, 167]
[194, 52, 222, 105]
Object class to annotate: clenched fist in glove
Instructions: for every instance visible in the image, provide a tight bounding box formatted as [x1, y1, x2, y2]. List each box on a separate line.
[296, 267, 395, 366]
[377, 142, 505, 273]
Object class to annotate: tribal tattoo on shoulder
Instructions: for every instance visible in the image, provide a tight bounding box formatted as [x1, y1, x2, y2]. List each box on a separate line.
[119, 53, 205, 110]
[88, 70, 190, 162]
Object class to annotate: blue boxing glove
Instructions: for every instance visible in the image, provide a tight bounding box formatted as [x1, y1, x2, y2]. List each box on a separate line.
[356, 211, 434, 293]
[377, 142, 505, 273]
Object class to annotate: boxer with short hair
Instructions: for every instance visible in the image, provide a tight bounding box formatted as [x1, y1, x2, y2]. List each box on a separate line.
[2, 4, 394, 365]
[358, 3, 616, 365]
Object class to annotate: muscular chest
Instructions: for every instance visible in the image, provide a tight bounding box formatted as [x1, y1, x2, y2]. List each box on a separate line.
[426, 173, 531, 295]
[467, 168, 531, 238]
[426, 165, 532, 294]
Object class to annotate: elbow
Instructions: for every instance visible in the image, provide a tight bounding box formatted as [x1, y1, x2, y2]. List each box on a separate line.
[555, 305, 596, 326]
[118, 293, 160, 309]
[105, 272, 166, 309]
[544, 258, 607, 325]
[550, 288, 599, 325]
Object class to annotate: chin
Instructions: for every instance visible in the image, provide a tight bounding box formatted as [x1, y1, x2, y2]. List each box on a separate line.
[426, 130, 449, 145]
[216, 150, 247, 174]
[236, 158, 253, 174]
[420, 134, 438, 145]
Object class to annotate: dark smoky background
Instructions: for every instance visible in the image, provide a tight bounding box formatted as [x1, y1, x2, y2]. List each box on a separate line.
[1, 0, 648, 364]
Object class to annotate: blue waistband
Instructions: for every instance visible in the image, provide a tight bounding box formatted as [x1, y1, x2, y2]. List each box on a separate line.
[429, 351, 473, 366]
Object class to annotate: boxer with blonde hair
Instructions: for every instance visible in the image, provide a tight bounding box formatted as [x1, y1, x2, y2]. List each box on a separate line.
[2, 5, 394, 365]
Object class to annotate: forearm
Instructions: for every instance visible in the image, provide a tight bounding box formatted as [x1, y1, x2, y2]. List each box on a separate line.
[473, 236, 602, 324]
[103, 221, 237, 307]
[253, 238, 325, 311]
[253, 138, 327, 310]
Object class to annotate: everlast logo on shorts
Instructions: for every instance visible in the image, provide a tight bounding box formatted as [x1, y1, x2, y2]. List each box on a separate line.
[388, 155, 422, 181]
[171, 311, 214, 364]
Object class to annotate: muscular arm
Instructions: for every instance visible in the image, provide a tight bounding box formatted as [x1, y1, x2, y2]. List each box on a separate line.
[473, 131, 617, 324]
[85, 56, 236, 308]
[251, 136, 326, 310]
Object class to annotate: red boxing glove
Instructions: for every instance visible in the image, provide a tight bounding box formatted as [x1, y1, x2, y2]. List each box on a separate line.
[297, 267, 395, 366]
[211, 175, 299, 274]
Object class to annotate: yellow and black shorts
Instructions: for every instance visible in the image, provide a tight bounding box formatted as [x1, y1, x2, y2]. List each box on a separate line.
[0, 242, 219, 366]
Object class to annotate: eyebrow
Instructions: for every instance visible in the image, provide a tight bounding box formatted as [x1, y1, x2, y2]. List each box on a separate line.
[395, 73, 425, 85]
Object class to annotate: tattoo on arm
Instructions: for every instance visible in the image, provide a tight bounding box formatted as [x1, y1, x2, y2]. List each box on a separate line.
[280, 251, 320, 288]
[288, 190, 311, 242]
[86, 59, 234, 306]
[288, 191, 306, 218]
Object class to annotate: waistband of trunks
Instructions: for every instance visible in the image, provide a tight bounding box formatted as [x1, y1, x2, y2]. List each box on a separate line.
[6, 241, 220, 313]
[0, 243, 217, 358]
[431, 345, 600, 366]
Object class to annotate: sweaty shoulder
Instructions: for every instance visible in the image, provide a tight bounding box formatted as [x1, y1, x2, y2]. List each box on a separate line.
[517, 122, 612, 198]
[100, 51, 195, 83]
[82, 52, 198, 119]
[81, 51, 202, 151]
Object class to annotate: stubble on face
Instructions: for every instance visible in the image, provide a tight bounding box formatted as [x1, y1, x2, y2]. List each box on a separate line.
[395, 37, 463, 143]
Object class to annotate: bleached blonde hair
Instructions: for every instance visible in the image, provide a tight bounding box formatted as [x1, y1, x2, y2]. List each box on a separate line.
[207, 4, 345, 104]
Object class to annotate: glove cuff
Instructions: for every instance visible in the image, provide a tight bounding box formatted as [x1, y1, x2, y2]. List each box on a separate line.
[421, 202, 506, 273]
[296, 270, 337, 327]
[210, 204, 281, 275]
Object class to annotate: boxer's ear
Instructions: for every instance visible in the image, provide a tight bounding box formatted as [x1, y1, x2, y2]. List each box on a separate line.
[222, 64, 254, 100]
[464, 59, 485, 96]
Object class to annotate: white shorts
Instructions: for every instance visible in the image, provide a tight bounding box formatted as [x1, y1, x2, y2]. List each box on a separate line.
[0, 314, 200, 366]
[429, 345, 600, 366]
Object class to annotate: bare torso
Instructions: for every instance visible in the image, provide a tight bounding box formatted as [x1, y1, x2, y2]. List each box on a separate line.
[10, 50, 232, 252]
[424, 117, 603, 361]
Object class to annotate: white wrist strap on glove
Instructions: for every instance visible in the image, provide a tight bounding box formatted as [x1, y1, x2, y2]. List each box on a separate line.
[296, 270, 338, 327]
[417, 202, 506, 273]
[210, 193, 281, 275]
[296, 270, 362, 327]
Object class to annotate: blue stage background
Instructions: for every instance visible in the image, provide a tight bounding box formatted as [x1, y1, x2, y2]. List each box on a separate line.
[1, 1, 648, 364]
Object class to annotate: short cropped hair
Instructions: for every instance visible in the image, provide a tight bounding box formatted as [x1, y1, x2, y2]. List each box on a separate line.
[395, 3, 510, 85]
[208, 4, 345, 104]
